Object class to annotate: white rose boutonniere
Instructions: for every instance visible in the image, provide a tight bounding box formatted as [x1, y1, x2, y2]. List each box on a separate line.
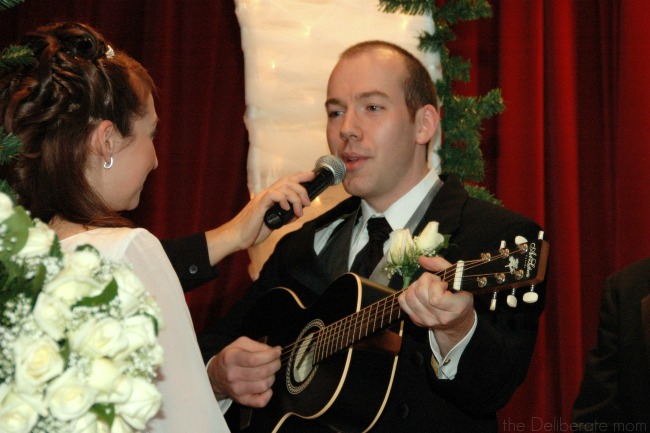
[385, 221, 449, 288]
[0, 192, 164, 433]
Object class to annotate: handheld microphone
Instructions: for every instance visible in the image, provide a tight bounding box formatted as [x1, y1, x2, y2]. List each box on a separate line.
[264, 155, 346, 229]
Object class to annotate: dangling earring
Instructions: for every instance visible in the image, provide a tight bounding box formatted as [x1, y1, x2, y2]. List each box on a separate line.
[103, 156, 114, 169]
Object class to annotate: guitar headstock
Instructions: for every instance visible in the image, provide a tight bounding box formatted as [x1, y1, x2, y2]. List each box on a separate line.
[445, 233, 549, 306]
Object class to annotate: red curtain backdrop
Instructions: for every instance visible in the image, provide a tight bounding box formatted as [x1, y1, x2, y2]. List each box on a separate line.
[2, 0, 648, 428]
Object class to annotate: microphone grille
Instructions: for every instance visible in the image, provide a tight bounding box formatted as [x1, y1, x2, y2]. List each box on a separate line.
[315, 155, 346, 185]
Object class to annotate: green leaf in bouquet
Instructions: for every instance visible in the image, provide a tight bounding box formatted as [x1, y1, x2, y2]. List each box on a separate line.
[26, 262, 47, 303]
[49, 235, 63, 259]
[74, 244, 100, 254]
[0, 206, 32, 256]
[73, 278, 118, 308]
[143, 311, 160, 336]
[0, 262, 43, 312]
[60, 339, 71, 367]
[90, 403, 116, 427]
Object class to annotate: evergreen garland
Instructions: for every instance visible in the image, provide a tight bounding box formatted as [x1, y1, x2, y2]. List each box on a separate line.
[0, 0, 25, 11]
[380, 0, 504, 203]
[0, 43, 34, 197]
[0, 45, 33, 70]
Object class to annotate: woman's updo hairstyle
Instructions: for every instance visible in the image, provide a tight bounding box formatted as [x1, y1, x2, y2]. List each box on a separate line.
[0, 22, 155, 226]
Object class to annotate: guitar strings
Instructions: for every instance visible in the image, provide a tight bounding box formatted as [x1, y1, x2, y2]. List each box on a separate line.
[278, 247, 523, 366]
[278, 245, 527, 367]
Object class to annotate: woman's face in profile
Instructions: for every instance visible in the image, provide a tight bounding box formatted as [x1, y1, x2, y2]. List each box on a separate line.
[93, 93, 159, 212]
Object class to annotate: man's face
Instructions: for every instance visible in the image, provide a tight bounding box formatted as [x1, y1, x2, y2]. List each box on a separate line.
[325, 48, 433, 212]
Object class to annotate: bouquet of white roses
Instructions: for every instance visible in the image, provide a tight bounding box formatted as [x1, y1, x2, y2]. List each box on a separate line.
[0, 193, 163, 433]
[384, 221, 450, 288]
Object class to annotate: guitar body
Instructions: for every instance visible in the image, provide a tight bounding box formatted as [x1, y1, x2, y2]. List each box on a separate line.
[228, 237, 550, 433]
[236, 273, 403, 433]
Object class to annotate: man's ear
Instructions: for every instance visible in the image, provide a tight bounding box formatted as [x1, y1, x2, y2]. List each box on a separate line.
[415, 104, 439, 146]
[91, 120, 116, 165]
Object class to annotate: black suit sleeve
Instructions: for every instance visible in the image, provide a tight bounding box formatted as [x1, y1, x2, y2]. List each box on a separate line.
[160, 232, 219, 292]
[427, 217, 547, 414]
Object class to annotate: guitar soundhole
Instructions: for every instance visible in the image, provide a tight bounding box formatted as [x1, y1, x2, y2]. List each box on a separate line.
[286, 319, 323, 395]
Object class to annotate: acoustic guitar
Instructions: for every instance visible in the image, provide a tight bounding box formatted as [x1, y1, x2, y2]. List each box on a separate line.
[235, 236, 549, 433]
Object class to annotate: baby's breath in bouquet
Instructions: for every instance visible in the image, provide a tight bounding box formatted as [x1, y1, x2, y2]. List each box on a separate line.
[0, 193, 164, 433]
[384, 221, 450, 288]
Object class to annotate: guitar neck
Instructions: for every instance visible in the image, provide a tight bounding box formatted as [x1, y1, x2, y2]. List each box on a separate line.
[308, 238, 548, 365]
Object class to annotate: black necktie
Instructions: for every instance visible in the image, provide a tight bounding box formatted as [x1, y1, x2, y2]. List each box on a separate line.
[350, 217, 392, 278]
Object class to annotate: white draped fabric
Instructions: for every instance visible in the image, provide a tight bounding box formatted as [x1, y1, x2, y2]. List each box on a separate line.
[61, 228, 229, 432]
[235, 0, 440, 277]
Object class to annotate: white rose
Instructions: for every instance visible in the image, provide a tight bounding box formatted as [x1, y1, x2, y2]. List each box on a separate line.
[33, 293, 72, 341]
[0, 193, 14, 222]
[387, 229, 416, 265]
[80, 417, 109, 433]
[13, 336, 64, 394]
[70, 412, 99, 433]
[0, 391, 38, 433]
[87, 358, 122, 395]
[414, 221, 445, 254]
[112, 268, 145, 316]
[110, 416, 134, 433]
[115, 378, 161, 430]
[45, 369, 96, 421]
[64, 249, 102, 277]
[86, 358, 132, 405]
[103, 376, 133, 405]
[115, 315, 157, 360]
[44, 274, 104, 306]
[70, 318, 128, 359]
[97, 420, 110, 433]
[16, 220, 55, 259]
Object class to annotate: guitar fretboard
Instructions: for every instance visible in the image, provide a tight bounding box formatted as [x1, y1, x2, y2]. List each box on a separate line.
[313, 291, 403, 364]
[278, 239, 547, 368]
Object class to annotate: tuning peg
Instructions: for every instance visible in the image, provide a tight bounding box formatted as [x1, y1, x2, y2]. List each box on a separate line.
[523, 285, 539, 303]
[490, 291, 497, 311]
[515, 235, 528, 245]
[507, 288, 518, 307]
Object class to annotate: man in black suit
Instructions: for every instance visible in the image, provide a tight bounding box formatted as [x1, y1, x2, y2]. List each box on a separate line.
[199, 40, 547, 432]
[572, 258, 650, 428]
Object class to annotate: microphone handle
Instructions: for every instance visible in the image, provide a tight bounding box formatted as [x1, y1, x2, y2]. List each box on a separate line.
[264, 169, 333, 229]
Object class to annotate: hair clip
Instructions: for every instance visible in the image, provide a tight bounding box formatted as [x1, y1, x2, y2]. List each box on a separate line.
[105, 45, 115, 59]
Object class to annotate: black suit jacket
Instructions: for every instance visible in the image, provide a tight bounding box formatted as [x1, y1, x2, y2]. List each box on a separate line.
[572, 258, 650, 427]
[200, 175, 547, 433]
[160, 232, 219, 292]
